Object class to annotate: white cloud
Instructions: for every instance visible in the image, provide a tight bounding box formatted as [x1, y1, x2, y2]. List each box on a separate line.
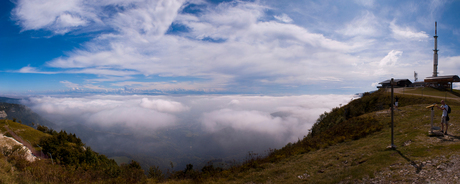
[36, 1, 363, 92]
[390, 21, 429, 41]
[454, 83, 460, 90]
[21, 93, 354, 166]
[379, 50, 403, 67]
[201, 109, 293, 136]
[17, 65, 58, 74]
[338, 11, 381, 37]
[140, 98, 190, 112]
[371, 82, 379, 87]
[25, 94, 353, 143]
[55, 13, 87, 27]
[88, 106, 176, 130]
[111, 81, 226, 91]
[60, 80, 80, 89]
[441, 56, 460, 74]
[12, 0, 183, 35]
[274, 13, 293, 23]
[12, 0, 92, 34]
[25, 95, 185, 132]
[10, 0, 452, 94]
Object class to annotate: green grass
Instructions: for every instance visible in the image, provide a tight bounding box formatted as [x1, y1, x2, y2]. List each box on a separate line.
[0, 119, 50, 150]
[0, 154, 18, 184]
[192, 103, 460, 183]
[2, 89, 460, 183]
[159, 92, 460, 184]
[394, 87, 459, 100]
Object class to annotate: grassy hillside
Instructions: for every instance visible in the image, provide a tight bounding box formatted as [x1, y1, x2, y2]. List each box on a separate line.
[1, 88, 460, 183]
[0, 119, 50, 150]
[0, 119, 148, 183]
[159, 88, 460, 183]
[389, 87, 460, 100]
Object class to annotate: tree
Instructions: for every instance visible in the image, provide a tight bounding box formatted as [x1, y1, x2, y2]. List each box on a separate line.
[148, 165, 164, 181]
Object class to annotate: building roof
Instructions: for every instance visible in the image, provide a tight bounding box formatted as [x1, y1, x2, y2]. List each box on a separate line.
[424, 75, 460, 83]
[379, 79, 412, 84]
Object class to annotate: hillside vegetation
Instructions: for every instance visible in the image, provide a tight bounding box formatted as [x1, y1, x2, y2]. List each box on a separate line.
[160, 88, 460, 183]
[1, 88, 460, 183]
[0, 119, 146, 183]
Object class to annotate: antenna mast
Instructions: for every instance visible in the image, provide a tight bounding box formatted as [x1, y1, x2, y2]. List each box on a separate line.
[433, 21, 438, 77]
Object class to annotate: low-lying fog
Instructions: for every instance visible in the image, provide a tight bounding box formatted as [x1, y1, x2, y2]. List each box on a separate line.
[23, 94, 355, 170]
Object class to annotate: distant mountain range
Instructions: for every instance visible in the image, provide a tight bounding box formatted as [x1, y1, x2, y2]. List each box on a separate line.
[0, 96, 56, 128]
[0, 96, 21, 104]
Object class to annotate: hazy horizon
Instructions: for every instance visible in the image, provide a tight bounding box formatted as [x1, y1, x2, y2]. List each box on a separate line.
[9, 93, 353, 170]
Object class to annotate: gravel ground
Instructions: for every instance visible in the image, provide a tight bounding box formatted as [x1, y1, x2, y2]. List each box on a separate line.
[357, 154, 460, 184]
[352, 133, 460, 184]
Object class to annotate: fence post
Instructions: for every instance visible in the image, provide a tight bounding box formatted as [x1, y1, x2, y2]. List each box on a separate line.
[48, 152, 54, 165]
[390, 78, 396, 149]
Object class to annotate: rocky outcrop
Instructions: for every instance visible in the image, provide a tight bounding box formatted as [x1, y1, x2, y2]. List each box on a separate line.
[0, 110, 6, 119]
[0, 133, 37, 162]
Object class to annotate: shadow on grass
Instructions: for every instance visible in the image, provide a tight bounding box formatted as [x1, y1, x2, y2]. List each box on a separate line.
[394, 149, 424, 174]
[428, 132, 460, 142]
[447, 134, 460, 140]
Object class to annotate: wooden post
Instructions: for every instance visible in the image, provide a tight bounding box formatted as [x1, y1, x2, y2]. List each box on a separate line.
[431, 106, 434, 134]
[48, 152, 54, 165]
[427, 104, 440, 135]
[390, 78, 396, 149]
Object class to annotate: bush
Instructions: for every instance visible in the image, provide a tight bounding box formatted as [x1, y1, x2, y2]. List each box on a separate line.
[148, 165, 164, 181]
[119, 160, 146, 183]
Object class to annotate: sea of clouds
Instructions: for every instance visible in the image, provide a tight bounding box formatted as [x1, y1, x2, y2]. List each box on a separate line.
[22, 94, 355, 167]
[25, 94, 354, 142]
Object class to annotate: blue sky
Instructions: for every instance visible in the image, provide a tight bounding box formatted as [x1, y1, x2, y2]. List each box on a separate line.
[2, 0, 460, 95]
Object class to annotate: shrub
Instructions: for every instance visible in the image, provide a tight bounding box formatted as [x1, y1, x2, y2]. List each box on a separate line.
[148, 165, 165, 181]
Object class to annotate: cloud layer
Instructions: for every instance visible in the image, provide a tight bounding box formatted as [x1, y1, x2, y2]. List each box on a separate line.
[25, 94, 353, 147]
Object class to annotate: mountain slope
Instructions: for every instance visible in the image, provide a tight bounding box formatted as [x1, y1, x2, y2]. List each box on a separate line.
[162, 88, 460, 183]
[0, 101, 56, 128]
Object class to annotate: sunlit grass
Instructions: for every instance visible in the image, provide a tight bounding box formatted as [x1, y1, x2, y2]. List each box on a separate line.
[2, 88, 460, 183]
[394, 87, 459, 100]
[0, 119, 50, 150]
[156, 91, 460, 184]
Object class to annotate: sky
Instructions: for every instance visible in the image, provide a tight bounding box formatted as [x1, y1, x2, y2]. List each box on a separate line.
[2, 0, 460, 95]
[3, 0, 460, 168]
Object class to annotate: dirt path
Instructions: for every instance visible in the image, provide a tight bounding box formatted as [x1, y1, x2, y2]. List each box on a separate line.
[4, 126, 47, 159]
[383, 88, 460, 102]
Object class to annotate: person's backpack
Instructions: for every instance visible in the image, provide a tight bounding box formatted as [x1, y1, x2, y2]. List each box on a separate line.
[447, 105, 451, 121]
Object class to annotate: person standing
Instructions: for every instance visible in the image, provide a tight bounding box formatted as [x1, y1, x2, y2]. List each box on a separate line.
[394, 96, 399, 111]
[436, 100, 449, 135]
[388, 96, 399, 113]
